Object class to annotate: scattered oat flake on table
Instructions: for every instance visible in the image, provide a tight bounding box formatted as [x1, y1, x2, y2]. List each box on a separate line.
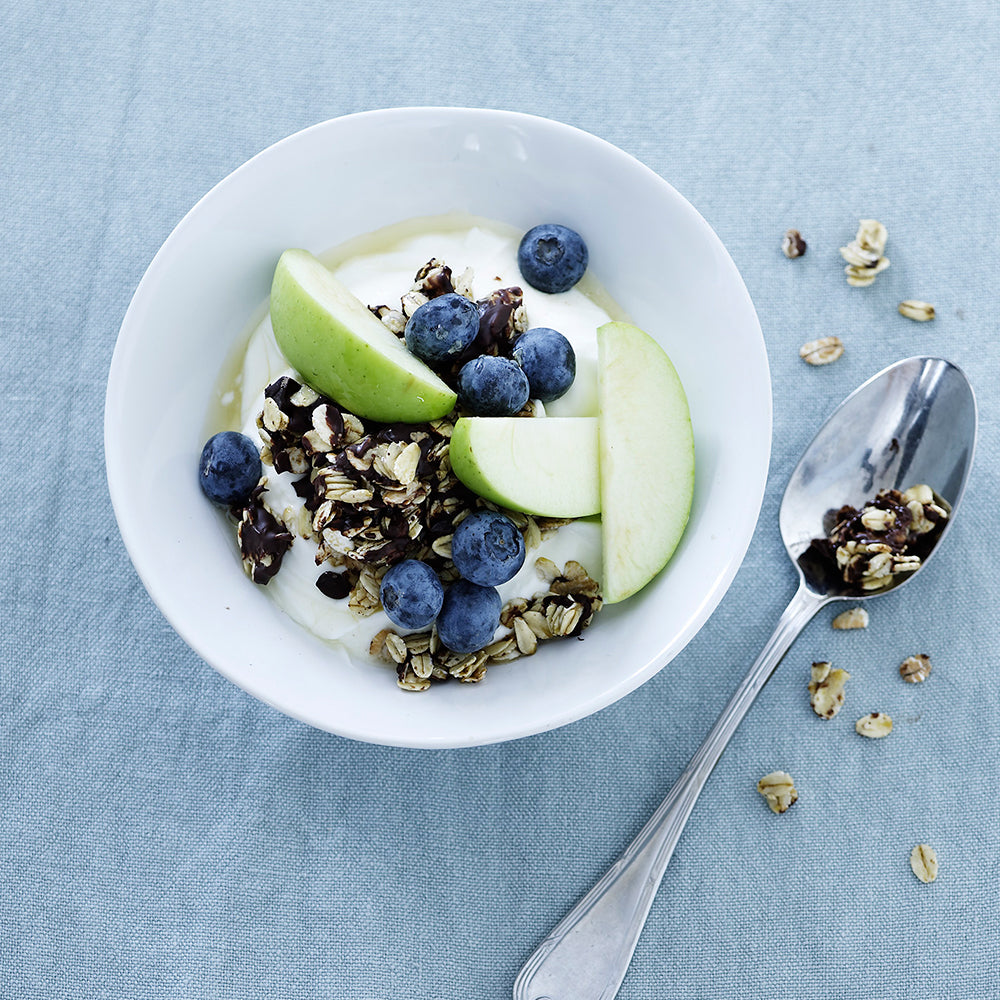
[809, 661, 851, 718]
[910, 844, 939, 883]
[832, 607, 869, 630]
[782, 229, 807, 258]
[757, 771, 798, 814]
[840, 219, 890, 286]
[855, 712, 893, 738]
[844, 256, 890, 287]
[899, 653, 932, 683]
[799, 336, 844, 365]
[898, 300, 936, 321]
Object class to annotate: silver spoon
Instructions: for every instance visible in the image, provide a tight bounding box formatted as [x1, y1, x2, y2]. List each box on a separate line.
[514, 356, 977, 1000]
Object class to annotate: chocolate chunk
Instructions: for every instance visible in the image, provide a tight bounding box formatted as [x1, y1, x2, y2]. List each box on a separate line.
[292, 475, 313, 500]
[316, 571, 352, 600]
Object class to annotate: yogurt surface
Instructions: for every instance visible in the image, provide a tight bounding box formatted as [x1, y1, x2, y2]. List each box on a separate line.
[232, 215, 623, 660]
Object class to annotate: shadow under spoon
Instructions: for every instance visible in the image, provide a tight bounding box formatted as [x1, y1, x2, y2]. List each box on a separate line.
[514, 355, 977, 1000]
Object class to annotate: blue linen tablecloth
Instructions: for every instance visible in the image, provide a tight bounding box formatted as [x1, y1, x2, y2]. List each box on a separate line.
[3, 2, 999, 996]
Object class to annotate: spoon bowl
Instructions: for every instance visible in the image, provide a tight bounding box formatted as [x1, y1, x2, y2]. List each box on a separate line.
[515, 355, 977, 1000]
[781, 356, 977, 599]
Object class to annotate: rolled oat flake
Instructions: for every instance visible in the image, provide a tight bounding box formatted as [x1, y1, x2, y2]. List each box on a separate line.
[898, 300, 936, 322]
[910, 844, 939, 883]
[799, 336, 844, 366]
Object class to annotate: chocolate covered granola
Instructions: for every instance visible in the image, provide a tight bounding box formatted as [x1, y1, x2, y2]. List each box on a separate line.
[809, 484, 949, 591]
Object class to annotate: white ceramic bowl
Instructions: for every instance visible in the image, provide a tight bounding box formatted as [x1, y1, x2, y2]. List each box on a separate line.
[105, 108, 770, 748]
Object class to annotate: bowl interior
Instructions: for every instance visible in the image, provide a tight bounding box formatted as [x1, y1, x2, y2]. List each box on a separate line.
[105, 108, 770, 747]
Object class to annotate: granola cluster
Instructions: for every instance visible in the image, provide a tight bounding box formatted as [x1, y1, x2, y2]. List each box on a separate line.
[369, 257, 528, 384]
[808, 660, 851, 719]
[244, 372, 584, 640]
[234, 257, 601, 689]
[371, 559, 602, 691]
[839, 218, 890, 286]
[811, 484, 949, 591]
[757, 771, 798, 814]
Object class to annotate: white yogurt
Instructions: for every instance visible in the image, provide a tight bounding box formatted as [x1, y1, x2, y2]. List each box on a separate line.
[235, 216, 618, 655]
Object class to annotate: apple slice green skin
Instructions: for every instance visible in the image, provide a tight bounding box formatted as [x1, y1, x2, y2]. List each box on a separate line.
[597, 321, 695, 604]
[270, 249, 457, 423]
[451, 417, 600, 518]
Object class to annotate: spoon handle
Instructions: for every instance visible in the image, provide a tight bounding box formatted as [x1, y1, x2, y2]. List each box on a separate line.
[513, 583, 827, 1000]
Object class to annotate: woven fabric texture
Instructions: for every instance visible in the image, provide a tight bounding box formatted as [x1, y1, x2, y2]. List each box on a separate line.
[2, 2, 998, 997]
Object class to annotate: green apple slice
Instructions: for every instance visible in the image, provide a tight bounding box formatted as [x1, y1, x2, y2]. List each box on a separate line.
[269, 249, 457, 422]
[597, 321, 695, 604]
[451, 417, 600, 518]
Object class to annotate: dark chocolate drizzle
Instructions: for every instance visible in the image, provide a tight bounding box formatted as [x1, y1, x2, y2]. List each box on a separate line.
[238, 493, 293, 585]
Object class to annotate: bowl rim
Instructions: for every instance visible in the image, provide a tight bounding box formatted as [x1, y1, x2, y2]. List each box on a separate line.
[105, 106, 772, 747]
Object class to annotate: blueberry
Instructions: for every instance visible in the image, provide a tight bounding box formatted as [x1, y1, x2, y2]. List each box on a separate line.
[404, 293, 481, 367]
[457, 355, 530, 416]
[512, 327, 577, 402]
[436, 579, 502, 653]
[517, 224, 588, 294]
[451, 510, 526, 587]
[379, 560, 444, 630]
[198, 431, 262, 506]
